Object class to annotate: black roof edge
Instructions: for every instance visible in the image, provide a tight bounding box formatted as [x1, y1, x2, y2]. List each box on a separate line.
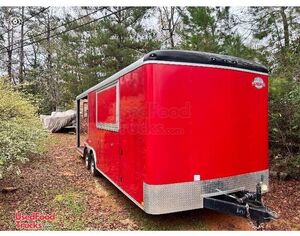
[143, 50, 268, 74]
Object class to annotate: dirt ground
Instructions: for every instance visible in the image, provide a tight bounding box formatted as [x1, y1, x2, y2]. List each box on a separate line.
[0, 133, 299, 230]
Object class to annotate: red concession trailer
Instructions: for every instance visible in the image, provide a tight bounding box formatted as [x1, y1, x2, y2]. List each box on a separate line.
[76, 50, 276, 225]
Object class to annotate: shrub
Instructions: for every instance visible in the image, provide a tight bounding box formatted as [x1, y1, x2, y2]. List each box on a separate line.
[0, 78, 47, 179]
[269, 77, 300, 178]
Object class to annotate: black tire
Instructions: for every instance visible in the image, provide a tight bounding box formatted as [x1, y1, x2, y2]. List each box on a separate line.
[90, 153, 99, 177]
[85, 152, 91, 170]
[82, 148, 88, 160]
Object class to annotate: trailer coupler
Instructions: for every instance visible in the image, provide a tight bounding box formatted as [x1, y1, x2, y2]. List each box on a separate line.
[203, 184, 278, 229]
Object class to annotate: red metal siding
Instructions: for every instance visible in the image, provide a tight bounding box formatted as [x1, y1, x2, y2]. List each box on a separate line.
[87, 67, 147, 203]
[119, 67, 147, 203]
[96, 85, 117, 124]
[86, 63, 269, 204]
[144, 63, 268, 185]
[88, 90, 121, 186]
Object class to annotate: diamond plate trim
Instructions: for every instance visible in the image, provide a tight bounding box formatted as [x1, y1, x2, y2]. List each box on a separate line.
[201, 169, 269, 197]
[144, 181, 202, 215]
[143, 169, 269, 214]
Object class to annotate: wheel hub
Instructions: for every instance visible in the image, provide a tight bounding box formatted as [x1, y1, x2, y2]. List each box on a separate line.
[91, 161, 94, 174]
[85, 156, 89, 167]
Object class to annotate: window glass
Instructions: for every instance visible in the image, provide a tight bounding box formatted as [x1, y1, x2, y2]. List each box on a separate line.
[83, 101, 88, 118]
[96, 83, 119, 131]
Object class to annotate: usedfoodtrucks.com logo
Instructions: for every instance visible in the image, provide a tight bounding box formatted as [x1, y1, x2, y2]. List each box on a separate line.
[252, 77, 265, 89]
[15, 212, 55, 229]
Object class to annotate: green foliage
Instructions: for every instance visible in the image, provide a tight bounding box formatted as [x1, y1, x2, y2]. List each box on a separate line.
[49, 190, 85, 230]
[219, 34, 257, 60]
[269, 77, 300, 177]
[0, 78, 47, 178]
[51, 7, 160, 113]
[249, 7, 300, 69]
[180, 7, 260, 61]
[246, 7, 300, 177]
[181, 7, 220, 53]
[0, 7, 299, 178]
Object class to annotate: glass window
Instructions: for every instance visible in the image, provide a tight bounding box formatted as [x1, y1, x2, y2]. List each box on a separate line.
[83, 101, 88, 118]
[96, 82, 119, 131]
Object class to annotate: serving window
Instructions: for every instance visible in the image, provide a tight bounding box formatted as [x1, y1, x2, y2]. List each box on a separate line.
[96, 82, 119, 131]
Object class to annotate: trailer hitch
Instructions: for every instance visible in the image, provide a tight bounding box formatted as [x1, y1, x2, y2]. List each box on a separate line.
[203, 183, 278, 230]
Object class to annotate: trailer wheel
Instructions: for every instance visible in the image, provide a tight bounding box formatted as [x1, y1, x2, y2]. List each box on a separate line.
[90, 153, 99, 177]
[85, 152, 91, 170]
[83, 148, 88, 160]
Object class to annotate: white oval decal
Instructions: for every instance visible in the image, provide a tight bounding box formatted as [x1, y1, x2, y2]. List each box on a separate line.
[252, 77, 265, 89]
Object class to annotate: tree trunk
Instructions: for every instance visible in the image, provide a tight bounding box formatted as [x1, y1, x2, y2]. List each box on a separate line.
[159, 7, 179, 49]
[46, 13, 51, 71]
[170, 7, 176, 48]
[47, 13, 54, 110]
[6, 14, 14, 84]
[19, 6, 25, 83]
[46, 12, 58, 111]
[280, 7, 290, 48]
[7, 47, 13, 82]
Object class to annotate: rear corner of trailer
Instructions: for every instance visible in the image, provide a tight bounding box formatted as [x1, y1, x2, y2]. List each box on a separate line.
[143, 51, 269, 214]
[195, 66, 269, 195]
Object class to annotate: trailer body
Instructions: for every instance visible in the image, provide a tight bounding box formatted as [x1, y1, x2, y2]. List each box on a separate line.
[76, 50, 269, 214]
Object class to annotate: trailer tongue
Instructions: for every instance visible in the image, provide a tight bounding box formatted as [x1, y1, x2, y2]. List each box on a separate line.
[203, 183, 278, 230]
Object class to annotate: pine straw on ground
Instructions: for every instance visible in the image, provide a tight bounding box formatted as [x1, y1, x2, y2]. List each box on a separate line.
[0, 133, 299, 230]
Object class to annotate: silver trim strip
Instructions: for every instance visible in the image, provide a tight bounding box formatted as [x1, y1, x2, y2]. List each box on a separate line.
[143, 169, 269, 214]
[201, 169, 269, 196]
[85, 144, 144, 210]
[144, 181, 203, 215]
[143, 60, 269, 76]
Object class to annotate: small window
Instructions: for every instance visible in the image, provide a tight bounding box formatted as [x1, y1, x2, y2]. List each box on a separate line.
[83, 101, 88, 118]
[96, 82, 119, 131]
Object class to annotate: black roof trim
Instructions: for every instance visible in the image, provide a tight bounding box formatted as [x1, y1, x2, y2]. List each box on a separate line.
[143, 50, 268, 74]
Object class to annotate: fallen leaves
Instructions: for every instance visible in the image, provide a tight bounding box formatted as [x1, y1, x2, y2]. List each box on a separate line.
[0, 133, 299, 231]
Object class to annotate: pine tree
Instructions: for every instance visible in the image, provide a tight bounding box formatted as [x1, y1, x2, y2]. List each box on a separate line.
[248, 7, 300, 77]
[179, 7, 259, 60]
[90, 7, 160, 77]
[55, 7, 160, 108]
